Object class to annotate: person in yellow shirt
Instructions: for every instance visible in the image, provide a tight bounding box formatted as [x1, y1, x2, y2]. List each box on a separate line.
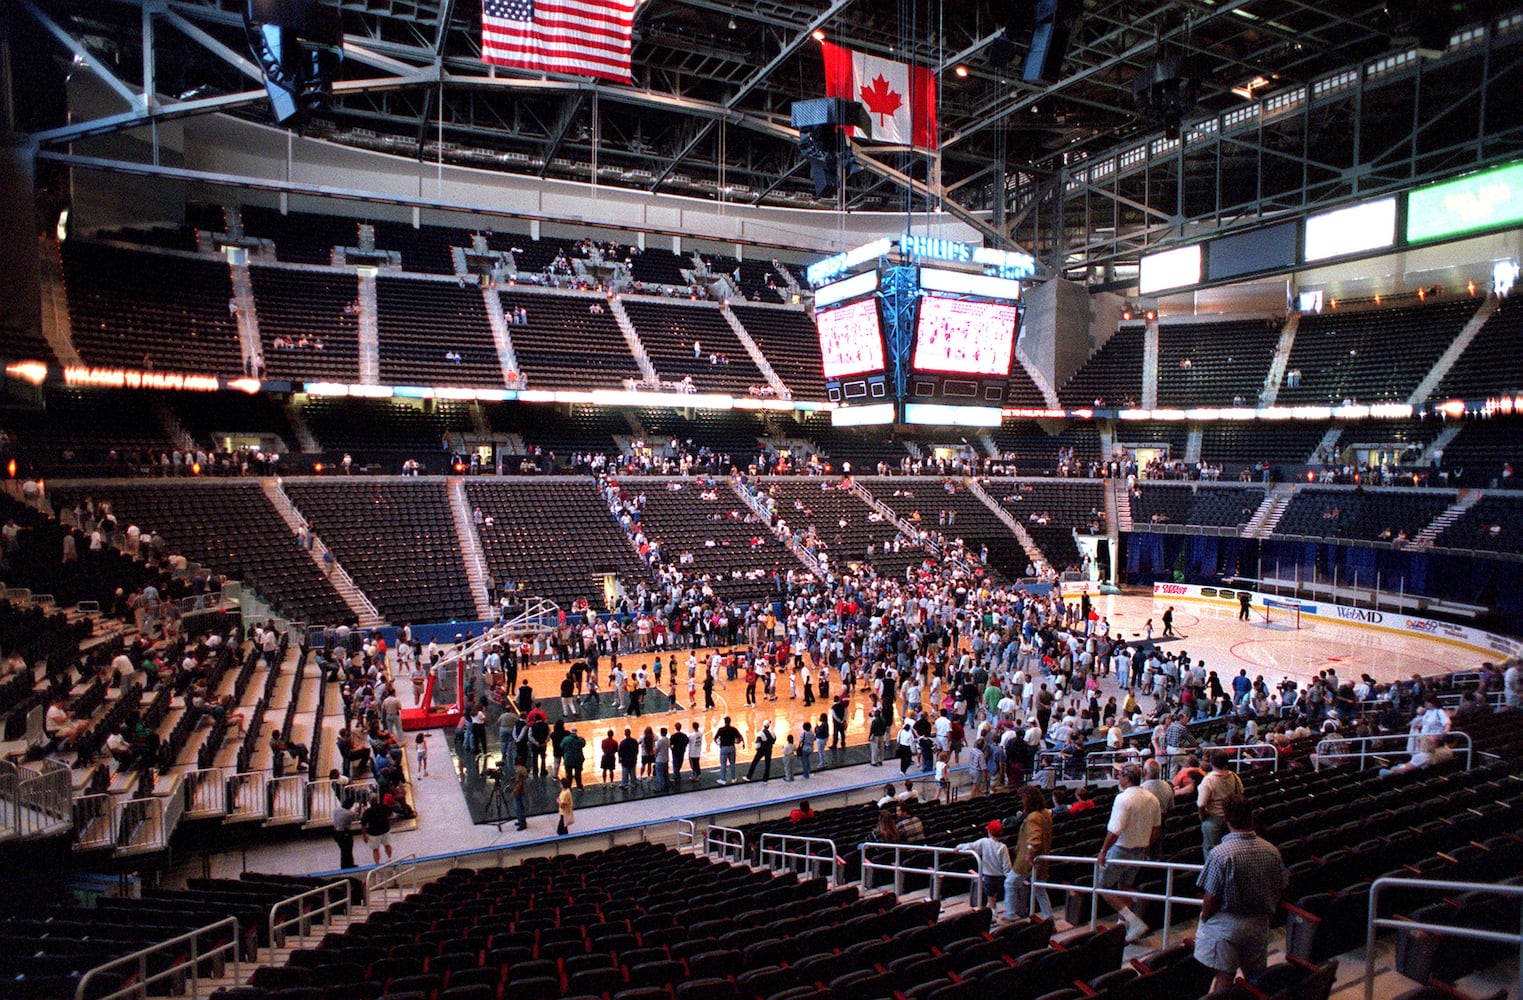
[556, 777, 574, 836]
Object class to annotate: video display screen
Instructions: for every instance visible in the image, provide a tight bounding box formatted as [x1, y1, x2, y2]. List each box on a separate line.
[817, 298, 886, 379]
[911, 294, 1017, 377]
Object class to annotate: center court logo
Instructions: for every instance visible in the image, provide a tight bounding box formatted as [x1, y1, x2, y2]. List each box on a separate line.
[1336, 606, 1383, 624]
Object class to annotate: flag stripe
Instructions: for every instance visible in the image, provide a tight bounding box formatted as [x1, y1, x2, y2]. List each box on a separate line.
[481, 0, 634, 82]
[483, 26, 632, 57]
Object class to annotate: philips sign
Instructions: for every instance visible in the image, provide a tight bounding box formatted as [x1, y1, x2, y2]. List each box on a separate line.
[805, 238, 893, 287]
[901, 234, 971, 264]
[808, 235, 1035, 287]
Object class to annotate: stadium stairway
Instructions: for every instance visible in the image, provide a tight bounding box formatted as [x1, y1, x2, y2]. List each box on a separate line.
[38, 239, 82, 366]
[1313, 425, 1344, 463]
[846, 479, 912, 536]
[283, 399, 321, 453]
[963, 477, 1048, 574]
[1110, 478, 1132, 533]
[1409, 293, 1500, 406]
[228, 257, 262, 371]
[607, 296, 660, 385]
[1246, 483, 1296, 538]
[729, 480, 826, 578]
[479, 281, 522, 386]
[1418, 424, 1464, 467]
[357, 271, 380, 384]
[1411, 489, 1485, 550]
[259, 479, 383, 627]
[446, 477, 496, 621]
[1260, 313, 1300, 405]
[719, 302, 791, 399]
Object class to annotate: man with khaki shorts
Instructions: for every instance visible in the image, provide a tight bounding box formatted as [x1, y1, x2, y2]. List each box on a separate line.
[1096, 762, 1162, 942]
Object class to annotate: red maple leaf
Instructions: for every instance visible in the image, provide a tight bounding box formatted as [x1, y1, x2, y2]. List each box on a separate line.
[860, 73, 903, 127]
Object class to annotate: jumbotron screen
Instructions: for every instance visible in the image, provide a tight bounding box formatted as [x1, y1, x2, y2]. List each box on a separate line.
[817, 298, 886, 379]
[911, 294, 1017, 377]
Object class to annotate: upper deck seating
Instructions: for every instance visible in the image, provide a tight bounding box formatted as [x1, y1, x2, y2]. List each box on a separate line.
[239, 206, 358, 266]
[1058, 325, 1143, 408]
[729, 304, 826, 400]
[248, 265, 361, 383]
[1156, 317, 1282, 406]
[61, 243, 243, 378]
[376, 277, 503, 388]
[1279, 299, 1478, 405]
[620, 300, 765, 395]
[498, 289, 641, 390]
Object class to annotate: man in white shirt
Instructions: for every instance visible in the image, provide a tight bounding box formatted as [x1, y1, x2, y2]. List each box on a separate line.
[1097, 763, 1162, 942]
[1507, 660, 1523, 710]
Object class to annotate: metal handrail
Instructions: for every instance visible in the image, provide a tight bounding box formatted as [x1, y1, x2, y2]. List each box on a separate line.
[72, 792, 116, 850]
[1314, 731, 1473, 772]
[704, 824, 746, 864]
[0, 758, 70, 839]
[182, 767, 227, 819]
[1036, 742, 1281, 783]
[859, 842, 984, 907]
[759, 833, 843, 886]
[225, 770, 268, 822]
[269, 880, 350, 950]
[1030, 854, 1206, 949]
[676, 818, 696, 849]
[365, 852, 417, 907]
[267, 773, 307, 825]
[307, 777, 376, 822]
[74, 916, 240, 1000]
[0, 760, 16, 837]
[1363, 877, 1523, 1000]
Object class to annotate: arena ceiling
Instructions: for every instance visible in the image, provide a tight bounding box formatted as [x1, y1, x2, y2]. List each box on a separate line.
[11, 1, 1523, 266]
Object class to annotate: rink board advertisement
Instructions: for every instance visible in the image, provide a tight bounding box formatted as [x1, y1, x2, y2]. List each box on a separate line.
[1150, 581, 1523, 660]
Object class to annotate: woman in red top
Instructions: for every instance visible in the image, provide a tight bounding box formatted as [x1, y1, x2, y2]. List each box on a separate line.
[789, 800, 815, 823]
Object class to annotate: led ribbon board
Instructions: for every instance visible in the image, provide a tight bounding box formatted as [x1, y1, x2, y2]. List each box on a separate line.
[1407, 161, 1523, 243]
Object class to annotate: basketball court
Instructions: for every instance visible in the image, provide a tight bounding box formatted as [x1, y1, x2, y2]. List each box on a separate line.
[436, 588, 1489, 819]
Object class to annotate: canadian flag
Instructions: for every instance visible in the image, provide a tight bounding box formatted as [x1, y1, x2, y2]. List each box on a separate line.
[821, 40, 938, 150]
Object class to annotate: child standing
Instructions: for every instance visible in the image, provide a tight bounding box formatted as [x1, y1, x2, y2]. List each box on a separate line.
[935, 750, 952, 803]
[414, 732, 430, 777]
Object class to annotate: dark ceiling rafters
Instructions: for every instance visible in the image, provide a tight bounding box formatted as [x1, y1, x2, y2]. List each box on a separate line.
[19, 0, 1520, 265]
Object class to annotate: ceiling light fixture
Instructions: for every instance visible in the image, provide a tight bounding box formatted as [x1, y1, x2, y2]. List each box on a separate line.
[812, 29, 825, 41]
[954, 64, 968, 77]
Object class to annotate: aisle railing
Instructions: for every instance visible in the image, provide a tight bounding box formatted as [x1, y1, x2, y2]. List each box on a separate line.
[365, 852, 417, 907]
[1029, 854, 1205, 949]
[1362, 877, 1523, 1000]
[704, 824, 746, 864]
[759, 832, 843, 885]
[270, 880, 351, 950]
[1313, 731, 1473, 772]
[860, 842, 982, 906]
[74, 916, 240, 1000]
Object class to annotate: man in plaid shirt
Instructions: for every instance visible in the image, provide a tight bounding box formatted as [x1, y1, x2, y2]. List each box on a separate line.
[1194, 794, 1288, 993]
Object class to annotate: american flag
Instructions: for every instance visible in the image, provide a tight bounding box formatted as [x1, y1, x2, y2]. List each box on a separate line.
[481, 0, 637, 83]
